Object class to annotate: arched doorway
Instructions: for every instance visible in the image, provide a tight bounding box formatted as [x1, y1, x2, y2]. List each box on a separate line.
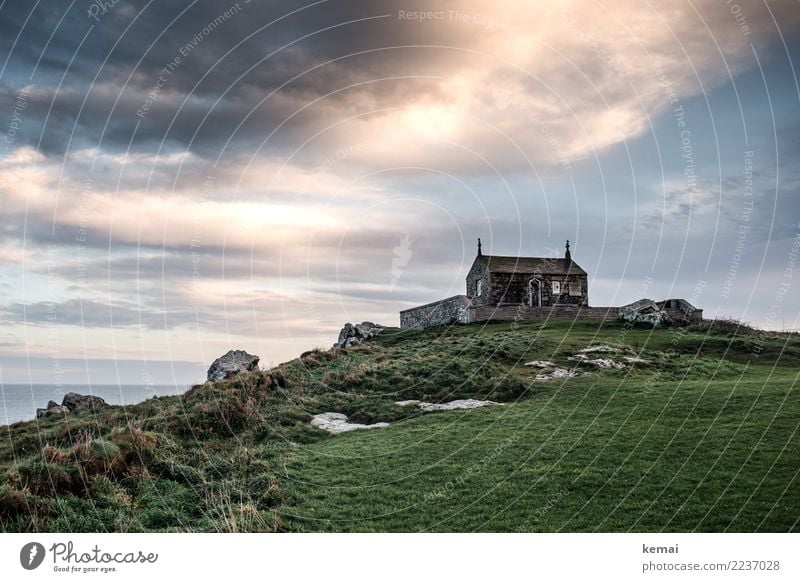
[528, 278, 541, 307]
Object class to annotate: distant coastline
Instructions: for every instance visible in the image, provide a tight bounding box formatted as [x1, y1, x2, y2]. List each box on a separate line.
[0, 383, 192, 426]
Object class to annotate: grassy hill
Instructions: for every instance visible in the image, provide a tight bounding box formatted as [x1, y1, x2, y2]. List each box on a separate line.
[1, 319, 798, 532]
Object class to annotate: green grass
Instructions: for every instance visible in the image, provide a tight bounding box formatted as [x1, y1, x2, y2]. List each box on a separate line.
[281, 372, 798, 531]
[1, 319, 798, 532]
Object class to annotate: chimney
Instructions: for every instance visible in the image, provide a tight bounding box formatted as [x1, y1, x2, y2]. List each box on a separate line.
[565, 240, 571, 264]
[477, 237, 483, 257]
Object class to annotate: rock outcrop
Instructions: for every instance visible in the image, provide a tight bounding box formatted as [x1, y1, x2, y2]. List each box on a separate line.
[37, 393, 107, 418]
[61, 392, 108, 412]
[207, 350, 260, 382]
[334, 321, 385, 349]
[619, 299, 672, 326]
[36, 401, 69, 418]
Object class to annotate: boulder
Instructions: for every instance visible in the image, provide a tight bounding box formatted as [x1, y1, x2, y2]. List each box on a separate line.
[619, 299, 671, 326]
[354, 322, 381, 337]
[37, 398, 76, 418]
[334, 321, 385, 349]
[61, 392, 108, 412]
[207, 349, 260, 382]
[36, 405, 70, 418]
[336, 323, 355, 348]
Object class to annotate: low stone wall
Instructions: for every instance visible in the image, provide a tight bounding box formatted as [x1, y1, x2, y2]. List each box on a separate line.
[400, 299, 703, 329]
[400, 295, 474, 329]
[662, 308, 703, 322]
[472, 305, 618, 323]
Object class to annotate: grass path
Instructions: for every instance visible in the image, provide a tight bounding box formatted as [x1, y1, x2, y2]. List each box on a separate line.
[281, 371, 800, 532]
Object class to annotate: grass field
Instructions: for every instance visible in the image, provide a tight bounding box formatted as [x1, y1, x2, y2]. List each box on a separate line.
[1, 319, 798, 532]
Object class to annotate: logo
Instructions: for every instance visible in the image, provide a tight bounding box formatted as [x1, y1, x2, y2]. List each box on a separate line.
[20, 542, 46, 570]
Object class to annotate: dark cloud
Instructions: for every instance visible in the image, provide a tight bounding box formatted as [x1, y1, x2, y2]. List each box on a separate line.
[0, 0, 462, 157]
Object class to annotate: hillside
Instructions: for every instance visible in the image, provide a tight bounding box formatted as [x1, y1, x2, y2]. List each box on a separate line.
[1, 319, 798, 532]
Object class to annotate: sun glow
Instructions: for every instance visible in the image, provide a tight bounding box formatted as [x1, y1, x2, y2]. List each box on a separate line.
[402, 104, 462, 140]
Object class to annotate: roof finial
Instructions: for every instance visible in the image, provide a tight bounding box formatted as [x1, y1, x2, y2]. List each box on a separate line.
[565, 239, 571, 264]
[477, 237, 483, 257]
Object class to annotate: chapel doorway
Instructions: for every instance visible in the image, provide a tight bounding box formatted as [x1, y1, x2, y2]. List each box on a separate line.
[528, 278, 541, 307]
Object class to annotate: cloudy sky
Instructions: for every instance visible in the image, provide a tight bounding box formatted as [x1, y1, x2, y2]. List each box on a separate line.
[0, 0, 798, 385]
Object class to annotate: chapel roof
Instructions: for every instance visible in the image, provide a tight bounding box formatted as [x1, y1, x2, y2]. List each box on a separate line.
[478, 254, 587, 275]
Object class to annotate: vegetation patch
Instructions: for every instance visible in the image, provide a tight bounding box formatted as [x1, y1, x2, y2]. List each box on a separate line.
[0, 320, 796, 532]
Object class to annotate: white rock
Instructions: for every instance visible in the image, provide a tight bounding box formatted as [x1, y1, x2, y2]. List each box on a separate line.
[524, 360, 556, 368]
[590, 358, 626, 369]
[395, 399, 502, 412]
[577, 345, 621, 354]
[310, 412, 389, 434]
[421, 399, 501, 412]
[535, 368, 581, 381]
[569, 356, 626, 369]
[624, 356, 650, 364]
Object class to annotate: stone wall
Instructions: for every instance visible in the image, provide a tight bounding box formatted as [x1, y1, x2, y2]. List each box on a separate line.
[488, 272, 588, 307]
[489, 272, 526, 305]
[400, 295, 474, 329]
[658, 299, 703, 322]
[472, 305, 617, 322]
[466, 259, 490, 306]
[663, 307, 702, 322]
[551, 273, 589, 306]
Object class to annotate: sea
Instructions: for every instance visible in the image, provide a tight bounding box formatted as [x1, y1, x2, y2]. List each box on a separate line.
[0, 384, 192, 426]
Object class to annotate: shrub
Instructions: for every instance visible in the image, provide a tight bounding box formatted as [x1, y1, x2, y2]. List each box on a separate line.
[56, 419, 104, 446]
[41, 444, 68, 464]
[689, 316, 758, 335]
[0, 483, 50, 531]
[202, 487, 281, 533]
[300, 348, 341, 369]
[269, 369, 287, 389]
[322, 369, 363, 391]
[187, 394, 258, 436]
[15, 460, 81, 496]
[99, 428, 153, 476]
[0, 483, 31, 518]
[251, 473, 285, 509]
[69, 435, 120, 478]
[137, 479, 200, 530]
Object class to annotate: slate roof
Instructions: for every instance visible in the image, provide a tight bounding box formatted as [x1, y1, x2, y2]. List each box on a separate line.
[479, 255, 587, 275]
